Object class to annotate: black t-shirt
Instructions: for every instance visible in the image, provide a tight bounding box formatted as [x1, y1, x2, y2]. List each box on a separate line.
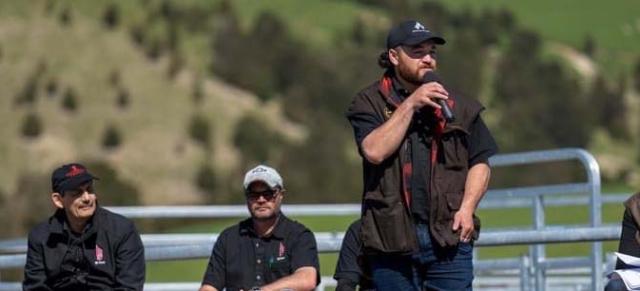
[201, 214, 320, 291]
[334, 220, 374, 291]
[348, 78, 498, 222]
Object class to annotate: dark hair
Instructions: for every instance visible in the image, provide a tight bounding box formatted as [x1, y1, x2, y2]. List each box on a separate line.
[378, 51, 392, 69]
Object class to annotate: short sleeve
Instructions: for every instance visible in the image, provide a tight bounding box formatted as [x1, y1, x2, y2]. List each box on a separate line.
[467, 115, 498, 166]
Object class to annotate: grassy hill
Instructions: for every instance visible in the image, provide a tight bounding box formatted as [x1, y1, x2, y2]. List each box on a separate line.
[0, 0, 303, 205]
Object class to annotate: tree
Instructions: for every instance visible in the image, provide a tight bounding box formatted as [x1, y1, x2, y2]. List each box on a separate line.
[188, 114, 212, 148]
[46, 77, 58, 97]
[84, 161, 141, 206]
[195, 163, 217, 197]
[102, 3, 120, 29]
[59, 6, 72, 27]
[21, 112, 43, 138]
[62, 88, 78, 112]
[116, 88, 130, 109]
[102, 124, 123, 149]
[233, 114, 284, 167]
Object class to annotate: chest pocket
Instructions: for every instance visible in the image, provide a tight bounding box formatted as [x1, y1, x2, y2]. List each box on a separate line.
[440, 125, 469, 170]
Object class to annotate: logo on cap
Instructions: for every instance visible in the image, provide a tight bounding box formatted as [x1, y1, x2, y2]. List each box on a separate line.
[413, 22, 428, 33]
[65, 165, 85, 177]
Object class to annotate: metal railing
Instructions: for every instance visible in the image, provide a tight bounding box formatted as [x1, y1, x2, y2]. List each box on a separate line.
[0, 149, 616, 290]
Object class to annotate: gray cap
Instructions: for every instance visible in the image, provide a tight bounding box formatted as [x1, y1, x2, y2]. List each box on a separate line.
[243, 165, 283, 190]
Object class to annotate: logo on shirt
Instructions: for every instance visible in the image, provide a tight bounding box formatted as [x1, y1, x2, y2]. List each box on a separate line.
[277, 242, 286, 261]
[95, 244, 106, 265]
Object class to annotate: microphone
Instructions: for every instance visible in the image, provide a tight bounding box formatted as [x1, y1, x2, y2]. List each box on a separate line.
[422, 71, 455, 122]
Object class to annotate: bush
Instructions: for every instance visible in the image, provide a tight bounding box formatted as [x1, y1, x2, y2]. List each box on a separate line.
[109, 69, 121, 88]
[21, 112, 43, 138]
[46, 77, 58, 97]
[167, 52, 184, 79]
[195, 163, 217, 196]
[192, 76, 204, 104]
[59, 6, 72, 26]
[233, 114, 283, 166]
[102, 3, 120, 29]
[102, 124, 122, 149]
[188, 114, 212, 148]
[83, 161, 141, 206]
[62, 88, 78, 112]
[116, 88, 130, 109]
[14, 76, 39, 106]
[129, 24, 146, 47]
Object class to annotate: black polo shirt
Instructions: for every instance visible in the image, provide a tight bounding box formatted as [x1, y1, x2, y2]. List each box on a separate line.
[201, 214, 320, 291]
[348, 77, 498, 222]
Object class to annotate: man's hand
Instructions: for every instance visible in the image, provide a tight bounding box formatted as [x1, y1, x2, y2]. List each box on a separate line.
[405, 81, 449, 111]
[452, 208, 475, 243]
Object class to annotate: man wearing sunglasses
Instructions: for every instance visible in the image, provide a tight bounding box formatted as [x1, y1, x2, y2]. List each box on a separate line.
[200, 165, 320, 291]
[23, 163, 145, 290]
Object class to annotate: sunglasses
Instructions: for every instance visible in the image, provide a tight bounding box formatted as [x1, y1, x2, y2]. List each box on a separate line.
[246, 189, 279, 201]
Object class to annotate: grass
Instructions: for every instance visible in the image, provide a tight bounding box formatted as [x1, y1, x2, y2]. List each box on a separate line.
[441, 0, 640, 74]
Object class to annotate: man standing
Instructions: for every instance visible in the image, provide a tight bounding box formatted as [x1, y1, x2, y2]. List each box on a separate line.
[23, 163, 145, 290]
[346, 20, 498, 290]
[199, 165, 320, 291]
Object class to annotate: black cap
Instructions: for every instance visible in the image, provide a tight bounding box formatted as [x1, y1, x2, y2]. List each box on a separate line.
[51, 163, 99, 194]
[386, 20, 446, 49]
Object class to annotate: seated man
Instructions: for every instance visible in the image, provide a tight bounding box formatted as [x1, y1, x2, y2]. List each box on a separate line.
[199, 165, 320, 291]
[334, 219, 374, 291]
[606, 192, 640, 291]
[23, 163, 145, 290]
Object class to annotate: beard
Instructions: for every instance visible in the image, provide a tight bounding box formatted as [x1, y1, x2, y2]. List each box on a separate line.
[396, 62, 425, 86]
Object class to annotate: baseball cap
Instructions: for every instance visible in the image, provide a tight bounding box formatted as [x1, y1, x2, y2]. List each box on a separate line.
[243, 165, 283, 191]
[386, 20, 446, 49]
[51, 163, 99, 194]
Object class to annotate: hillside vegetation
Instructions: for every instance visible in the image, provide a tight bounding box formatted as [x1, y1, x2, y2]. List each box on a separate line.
[0, 0, 639, 237]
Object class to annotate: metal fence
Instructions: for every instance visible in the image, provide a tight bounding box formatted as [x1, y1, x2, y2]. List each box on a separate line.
[0, 148, 624, 290]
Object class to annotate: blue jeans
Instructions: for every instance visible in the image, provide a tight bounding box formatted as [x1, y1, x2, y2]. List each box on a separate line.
[371, 223, 474, 291]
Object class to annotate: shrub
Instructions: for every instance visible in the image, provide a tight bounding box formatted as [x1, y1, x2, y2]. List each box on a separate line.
[116, 88, 130, 109]
[62, 88, 78, 112]
[195, 163, 217, 195]
[102, 3, 120, 29]
[188, 114, 212, 148]
[102, 124, 122, 149]
[21, 112, 43, 138]
[46, 77, 58, 97]
[59, 6, 72, 26]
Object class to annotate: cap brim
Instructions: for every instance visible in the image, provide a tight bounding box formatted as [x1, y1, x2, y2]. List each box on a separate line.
[58, 173, 98, 193]
[403, 35, 446, 46]
[244, 179, 278, 190]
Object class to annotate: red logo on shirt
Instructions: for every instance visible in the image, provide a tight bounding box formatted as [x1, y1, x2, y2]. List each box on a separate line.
[66, 165, 85, 177]
[95, 244, 106, 265]
[278, 242, 286, 257]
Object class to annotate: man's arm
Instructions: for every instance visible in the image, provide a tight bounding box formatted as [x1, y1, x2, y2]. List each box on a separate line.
[114, 222, 145, 290]
[23, 231, 53, 291]
[452, 162, 490, 242]
[261, 267, 317, 291]
[361, 82, 448, 164]
[200, 233, 226, 291]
